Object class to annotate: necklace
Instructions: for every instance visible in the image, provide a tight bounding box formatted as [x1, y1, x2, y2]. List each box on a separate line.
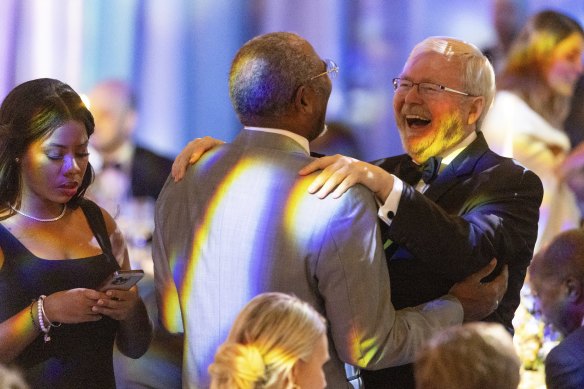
[10, 204, 67, 222]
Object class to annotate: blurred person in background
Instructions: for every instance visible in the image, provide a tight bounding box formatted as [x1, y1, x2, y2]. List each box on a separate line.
[0, 78, 151, 389]
[209, 292, 329, 389]
[414, 322, 521, 389]
[529, 228, 584, 389]
[87, 79, 182, 388]
[482, 9, 584, 253]
[563, 64, 584, 224]
[86, 79, 172, 218]
[559, 141, 584, 223]
[482, 0, 530, 72]
[564, 76, 584, 149]
[310, 121, 363, 159]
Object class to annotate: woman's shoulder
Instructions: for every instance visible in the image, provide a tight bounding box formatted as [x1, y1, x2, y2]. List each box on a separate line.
[78, 198, 117, 236]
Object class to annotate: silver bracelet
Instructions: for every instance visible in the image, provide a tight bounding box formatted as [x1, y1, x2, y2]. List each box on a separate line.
[37, 295, 51, 342]
[39, 295, 61, 328]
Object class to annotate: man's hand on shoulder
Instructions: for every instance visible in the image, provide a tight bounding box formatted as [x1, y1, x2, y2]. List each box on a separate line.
[299, 154, 394, 201]
[172, 136, 225, 181]
[449, 259, 508, 322]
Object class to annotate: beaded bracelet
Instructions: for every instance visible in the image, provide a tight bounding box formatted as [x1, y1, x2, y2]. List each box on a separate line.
[39, 295, 61, 328]
[37, 295, 51, 342]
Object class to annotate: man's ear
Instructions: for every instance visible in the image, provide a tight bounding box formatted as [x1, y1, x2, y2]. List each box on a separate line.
[294, 85, 314, 114]
[467, 96, 485, 125]
[565, 277, 583, 303]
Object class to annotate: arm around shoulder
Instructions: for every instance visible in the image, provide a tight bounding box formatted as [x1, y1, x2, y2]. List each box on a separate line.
[316, 186, 463, 370]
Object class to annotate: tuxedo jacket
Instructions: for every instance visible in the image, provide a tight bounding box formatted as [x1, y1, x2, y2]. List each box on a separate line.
[374, 132, 543, 330]
[131, 146, 173, 199]
[152, 130, 464, 389]
[361, 132, 543, 388]
[546, 326, 584, 389]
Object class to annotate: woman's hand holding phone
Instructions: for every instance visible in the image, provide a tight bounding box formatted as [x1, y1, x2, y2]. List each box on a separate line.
[92, 270, 146, 321]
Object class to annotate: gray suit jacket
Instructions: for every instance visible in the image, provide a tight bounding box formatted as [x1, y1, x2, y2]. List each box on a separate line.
[152, 129, 463, 388]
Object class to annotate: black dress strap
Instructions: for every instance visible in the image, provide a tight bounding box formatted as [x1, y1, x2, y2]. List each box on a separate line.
[79, 199, 119, 268]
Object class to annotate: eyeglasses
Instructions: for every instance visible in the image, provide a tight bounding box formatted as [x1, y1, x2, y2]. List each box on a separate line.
[309, 59, 339, 81]
[392, 78, 471, 96]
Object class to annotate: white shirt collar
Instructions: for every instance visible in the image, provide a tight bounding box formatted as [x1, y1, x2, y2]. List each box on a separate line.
[440, 131, 477, 166]
[244, 126, 310, 153]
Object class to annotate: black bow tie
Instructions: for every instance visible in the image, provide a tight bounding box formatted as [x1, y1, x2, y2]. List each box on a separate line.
[418, 156, 442, 184]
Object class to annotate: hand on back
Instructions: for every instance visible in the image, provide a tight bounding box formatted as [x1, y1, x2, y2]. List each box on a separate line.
[449, 259, 508, 322]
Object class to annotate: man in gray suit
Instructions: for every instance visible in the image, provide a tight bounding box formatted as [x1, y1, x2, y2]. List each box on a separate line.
[152, 32, 505, 389]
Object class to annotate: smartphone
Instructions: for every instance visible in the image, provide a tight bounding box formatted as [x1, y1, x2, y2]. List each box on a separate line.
[99, 269, 145, 291]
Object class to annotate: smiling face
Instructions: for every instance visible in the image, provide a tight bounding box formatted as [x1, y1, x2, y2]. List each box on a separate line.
[545, 32, 584, 96]
[393, 51, 479, 163]
[20, 120, 90, 211]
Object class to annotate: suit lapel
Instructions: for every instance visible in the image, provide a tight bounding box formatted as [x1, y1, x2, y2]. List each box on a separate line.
[424, 132, 490, 201]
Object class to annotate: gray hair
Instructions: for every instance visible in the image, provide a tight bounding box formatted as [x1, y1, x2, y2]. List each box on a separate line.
[229, 32, 323, 121]
[408, 37, 496, 130]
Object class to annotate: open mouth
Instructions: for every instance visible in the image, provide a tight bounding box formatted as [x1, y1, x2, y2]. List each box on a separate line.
[405, 115, 431, 128]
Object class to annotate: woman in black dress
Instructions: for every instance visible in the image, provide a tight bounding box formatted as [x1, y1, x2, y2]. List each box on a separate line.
[0, 78, 152, 388]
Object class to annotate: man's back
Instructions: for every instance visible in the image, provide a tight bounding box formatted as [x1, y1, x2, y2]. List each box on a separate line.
[154, 130, 388, 388]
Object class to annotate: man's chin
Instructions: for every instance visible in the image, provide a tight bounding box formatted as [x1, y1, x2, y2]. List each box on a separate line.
[403, 136, 432, 158]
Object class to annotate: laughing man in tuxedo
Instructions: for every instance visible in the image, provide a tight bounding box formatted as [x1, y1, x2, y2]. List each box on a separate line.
[297, 36, 543, 388]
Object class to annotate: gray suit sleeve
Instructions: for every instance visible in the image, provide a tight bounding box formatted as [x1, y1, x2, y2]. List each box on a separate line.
[152, 181, 185, 334]
[315, 185, 463, 369]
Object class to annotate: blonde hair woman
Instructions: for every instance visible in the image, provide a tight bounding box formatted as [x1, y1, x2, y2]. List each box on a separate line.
[209, 293, 328, 389]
